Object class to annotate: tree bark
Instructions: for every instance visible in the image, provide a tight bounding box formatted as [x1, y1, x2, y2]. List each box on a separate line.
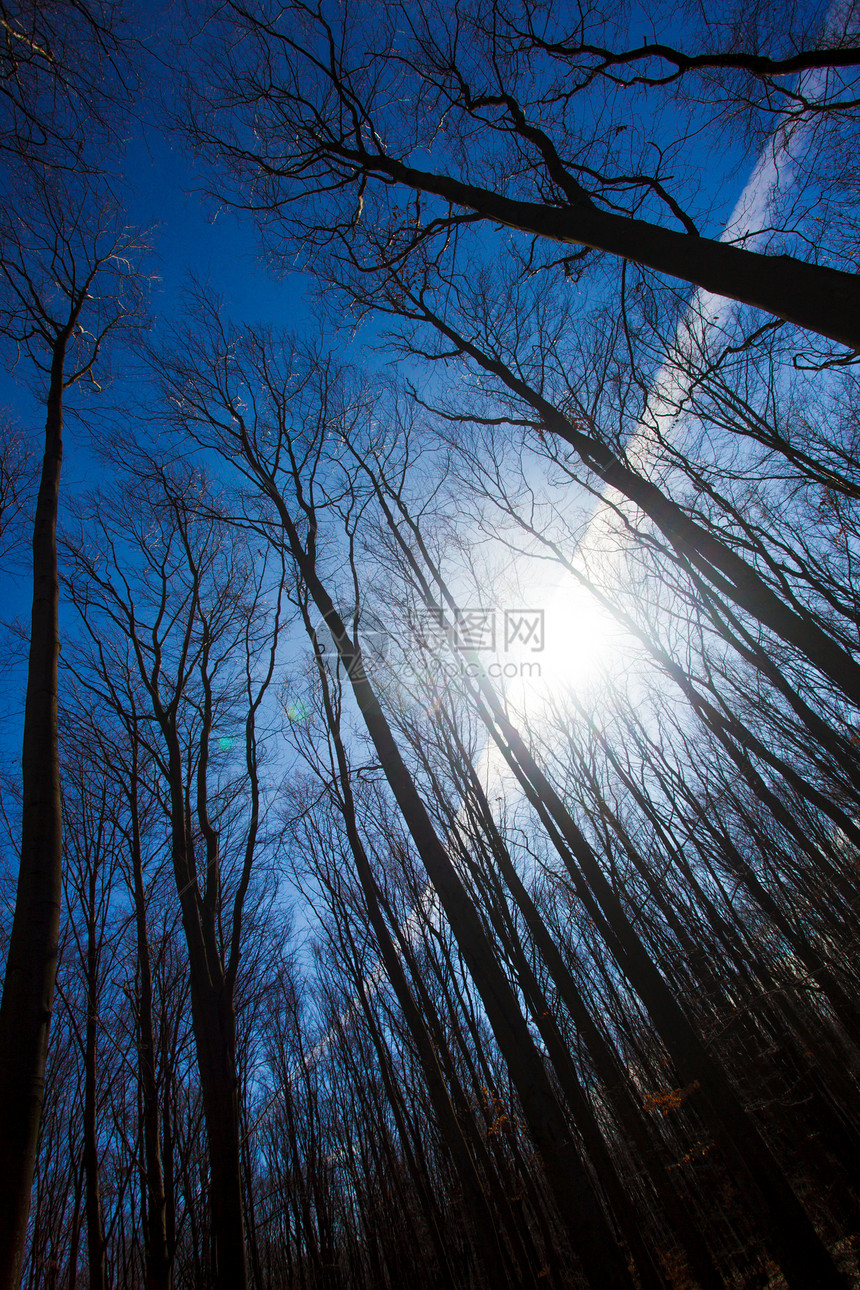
[306, 635, 525, 1288]
[165, 770, 247, 1290]
[161, 740, 249, 1290]
[445, 726, 726, 1290]
[187, 974, 247, 1290]
[358, 154, 860, 350]
[128, 746, 172, 1290]
[0, 336, 67, 1290]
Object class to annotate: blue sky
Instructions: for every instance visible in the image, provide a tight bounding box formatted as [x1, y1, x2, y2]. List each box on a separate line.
[0, 122, 314, 777]
[0, 0, 795, 857]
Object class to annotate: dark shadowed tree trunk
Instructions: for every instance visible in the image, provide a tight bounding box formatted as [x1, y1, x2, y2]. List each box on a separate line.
[127, 732, 173, 1290]
[0, 180, 144, 1289]
[299, 597, 529, 1288]
[0, 335, 67, 1290]
[195, 2, 860, 350]
[364, 471, 847, 1289]
[268, 481, 636, 1290]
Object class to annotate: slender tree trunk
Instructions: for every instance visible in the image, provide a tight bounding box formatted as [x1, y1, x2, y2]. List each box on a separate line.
[128, 753, 172, 1290]
[83, 919, 106, 1290]
[481, 697, 847, 1290]
[348, 975, 461, 1290]
[187, 974, 247, 1290]
[161, 729, 248, 1289]
[387, 895, 548, 1284]
[305, 618, 530, 1288]
[413, 723, 669, 1286]
[281, 517, 635, 1290]
[459, 763, 726, 1290]
[490, 896, 669, 1290]
[0, 337, 68, 1290]
[369, 477, 846, 1285]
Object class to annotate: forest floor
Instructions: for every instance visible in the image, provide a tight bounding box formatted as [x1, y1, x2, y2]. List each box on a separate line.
[755, 1236, 860, 1288]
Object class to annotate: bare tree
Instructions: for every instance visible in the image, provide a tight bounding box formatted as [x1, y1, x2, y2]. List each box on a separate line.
[66, 463, 287, 1290]
[0, 173, 148, 1290]
[190, 0, 860, 348]
[0, 0, 138, 170]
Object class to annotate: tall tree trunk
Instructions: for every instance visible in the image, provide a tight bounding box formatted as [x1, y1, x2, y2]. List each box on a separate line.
[279, 513, 635, 1290]
[83, 910, 106, 1290]
[128, 750, 172, 1290]
[369, 466, 846, 1285]
[385, 890, 550, 1284]
[305, 616, 531, 1288]
[158, 730, 249, 1288]
[187, 973, 247, 1290]
[480, 696, 847, 1290]
[167, 798, 247, 1290]
[371, 455, 853, 1285]
[454, 748, 726, 1290]
[0, 336, 68, 1290]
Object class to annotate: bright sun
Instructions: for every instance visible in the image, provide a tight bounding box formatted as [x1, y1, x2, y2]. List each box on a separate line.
[506, 578, 628, 716]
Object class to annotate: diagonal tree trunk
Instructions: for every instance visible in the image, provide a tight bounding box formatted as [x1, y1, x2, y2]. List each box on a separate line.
[371, 482, 846, 1288]
[303, 614, 531, 1288]
[358, 154, 860, 350]
[480, 697, 848, 1290]
[273, 490, 636, 1290]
